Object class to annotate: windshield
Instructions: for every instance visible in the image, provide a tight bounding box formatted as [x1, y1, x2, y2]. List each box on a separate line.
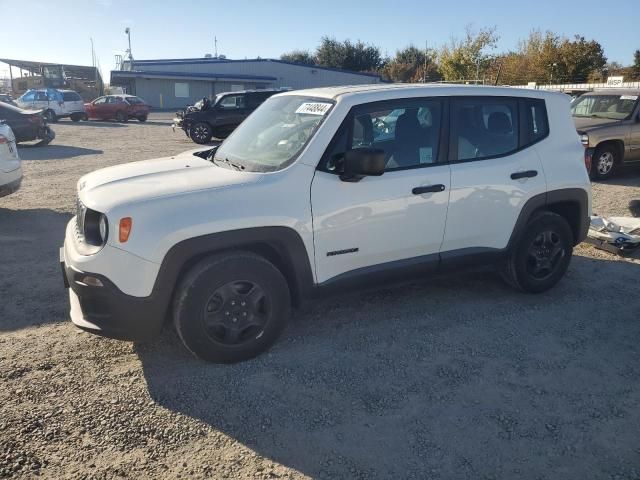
[213, 95, 334, 172]
[571, 94, 638, 120]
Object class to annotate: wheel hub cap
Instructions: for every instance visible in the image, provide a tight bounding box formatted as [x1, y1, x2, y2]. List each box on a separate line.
[526, 230, 565, 280]
[202, 280, 269, 345]
[597, 152, 614, 174]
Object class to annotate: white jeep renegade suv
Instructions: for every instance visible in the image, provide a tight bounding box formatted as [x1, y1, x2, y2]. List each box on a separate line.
[61, 85, 591, 363]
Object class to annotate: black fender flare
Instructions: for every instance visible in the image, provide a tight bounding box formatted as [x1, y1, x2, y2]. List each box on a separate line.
[150, 226, 315, 317]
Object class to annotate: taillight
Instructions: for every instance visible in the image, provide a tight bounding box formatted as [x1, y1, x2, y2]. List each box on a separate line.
[119, 217, 132, 243]
[0, 134, 7, 144]
[584, 150, 593, 173]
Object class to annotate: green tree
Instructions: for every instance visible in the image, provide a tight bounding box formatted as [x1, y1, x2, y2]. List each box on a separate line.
[315, 36, 385, 72]
[438, 26, 498, 81]
[633, 49, 640, 79]
[557, 35, 606, 82]
[382, 45, 440, 82]
[280, 50, 316, 65]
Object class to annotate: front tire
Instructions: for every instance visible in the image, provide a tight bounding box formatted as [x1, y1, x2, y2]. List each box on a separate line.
[173, 252, 291, 363]
[503, 212, 573, 293]
[116, 111, 129, 123]
[591, 145, 618, 180]
[43, 109, 57, 123]
[189, 122, 213, 144]
[137, 115, 148, 122]
[70, 113, 82, 122]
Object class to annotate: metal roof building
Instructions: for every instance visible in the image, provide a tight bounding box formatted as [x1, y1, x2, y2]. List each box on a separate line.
[110, 57, 382, 109]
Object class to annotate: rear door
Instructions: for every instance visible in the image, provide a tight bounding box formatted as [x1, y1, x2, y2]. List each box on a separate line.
[441, 96, 548, 254]
[627, 95, 640, 160]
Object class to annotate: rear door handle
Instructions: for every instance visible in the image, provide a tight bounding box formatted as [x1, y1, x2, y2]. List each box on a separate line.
[412, 184, 446, 194]
[510, 170, 538, 180]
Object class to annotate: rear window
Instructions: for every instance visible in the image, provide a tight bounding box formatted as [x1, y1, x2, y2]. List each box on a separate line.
[62, 92, 81, 102]
[125, 96, 145, 105]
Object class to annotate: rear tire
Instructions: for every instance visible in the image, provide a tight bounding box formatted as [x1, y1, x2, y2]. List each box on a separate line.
[116, 111, 129, 123]
[189, 122, 213, 144]
[174, 252, 291, 363]
[137, 115, 148, 122]
[70, 113, 82, 122]
[503, 212, 573, 293]
[591, 145, 618, 180]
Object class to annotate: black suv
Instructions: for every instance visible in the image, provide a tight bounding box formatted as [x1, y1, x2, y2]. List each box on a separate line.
[174, 89, 284, 144]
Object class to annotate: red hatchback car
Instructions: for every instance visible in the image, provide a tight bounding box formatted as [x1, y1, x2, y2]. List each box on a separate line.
[85, 95, 150, 122]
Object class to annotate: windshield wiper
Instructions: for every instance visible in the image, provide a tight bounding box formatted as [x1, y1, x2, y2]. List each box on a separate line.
[213, 156, 244, 171]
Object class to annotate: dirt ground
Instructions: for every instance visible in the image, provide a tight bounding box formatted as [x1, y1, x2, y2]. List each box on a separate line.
[1, 114, 640, 479]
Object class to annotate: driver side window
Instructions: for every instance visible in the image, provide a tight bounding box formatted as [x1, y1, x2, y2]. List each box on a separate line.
[321, 98, 443, 172]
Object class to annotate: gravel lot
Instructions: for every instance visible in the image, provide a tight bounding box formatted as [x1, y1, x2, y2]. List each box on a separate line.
[1, 113, 640, 479]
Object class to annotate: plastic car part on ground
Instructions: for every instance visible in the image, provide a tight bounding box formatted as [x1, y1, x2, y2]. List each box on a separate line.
[586, 215, 640, 255]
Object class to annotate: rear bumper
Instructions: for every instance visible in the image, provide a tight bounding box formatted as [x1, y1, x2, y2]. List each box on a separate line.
[61, 248, 166, 341]
[0, 175, 22, 198]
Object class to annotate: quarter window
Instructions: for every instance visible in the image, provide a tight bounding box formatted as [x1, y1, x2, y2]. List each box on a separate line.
[524, 98, 549, 145]
[218, 95, 246, 109]
[450, 98, 518, 161]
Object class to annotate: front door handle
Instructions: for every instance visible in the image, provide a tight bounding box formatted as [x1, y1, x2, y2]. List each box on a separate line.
[412, 184, 446, 195]
[510, 170, 538, 180]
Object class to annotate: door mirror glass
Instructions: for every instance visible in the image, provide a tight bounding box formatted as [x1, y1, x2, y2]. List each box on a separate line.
[340, 148, 386, 182]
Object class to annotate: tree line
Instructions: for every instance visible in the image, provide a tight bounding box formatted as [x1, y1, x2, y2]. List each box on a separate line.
[281, 27, 640, 85]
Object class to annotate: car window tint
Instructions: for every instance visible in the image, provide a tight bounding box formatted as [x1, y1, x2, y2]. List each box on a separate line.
[451, 98, 518, 161]
[20, 92, 35, 102]
[94, 97, 107, 105]
[62, 92, 81, 101]
[35, 92, 49, 101]
[321, 99, 442, 172]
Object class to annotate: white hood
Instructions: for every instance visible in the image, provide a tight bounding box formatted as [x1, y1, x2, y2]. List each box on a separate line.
[78, 149, 260, 212]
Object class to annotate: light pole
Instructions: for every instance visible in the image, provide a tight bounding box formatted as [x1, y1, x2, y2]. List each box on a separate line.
[549, 62, 557, 85]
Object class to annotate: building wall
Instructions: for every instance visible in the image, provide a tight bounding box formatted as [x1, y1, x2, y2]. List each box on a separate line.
[132, 59, 380, 88]
[127, 59, 381, 109]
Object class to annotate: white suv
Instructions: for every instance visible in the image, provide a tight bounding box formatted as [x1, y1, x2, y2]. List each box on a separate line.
[16, 89, 86, 122]
[0, 121, 22, 198]
[61, 85, 591, 363]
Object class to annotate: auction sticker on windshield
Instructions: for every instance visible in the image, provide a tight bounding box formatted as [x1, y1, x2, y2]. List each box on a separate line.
[295, 102, 332, 115]
[620, 95, 638, 101]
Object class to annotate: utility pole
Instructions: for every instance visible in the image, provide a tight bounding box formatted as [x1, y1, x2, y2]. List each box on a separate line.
[475, 57, 481, 85]
[423, 41, 428, 83]
[214, 36, 218, 58]
[90, 38, 95, 68]
[125, 27, 133, 69]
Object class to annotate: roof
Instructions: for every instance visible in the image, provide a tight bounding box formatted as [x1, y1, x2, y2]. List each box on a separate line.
[122, 57, 382, 79]
[0, 58, 101, 81]
[278, 83, 569, 101]
[110, 70, 277, 84]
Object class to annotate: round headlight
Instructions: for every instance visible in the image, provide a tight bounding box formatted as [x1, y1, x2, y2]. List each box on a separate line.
[99, 214, 108, 243]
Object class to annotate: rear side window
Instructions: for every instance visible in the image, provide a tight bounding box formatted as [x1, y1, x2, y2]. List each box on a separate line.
[246, 92, 273, 109]
[62, 92, 81, 102]
[450, 97, 518, 161]
[524, 98, 549, 146]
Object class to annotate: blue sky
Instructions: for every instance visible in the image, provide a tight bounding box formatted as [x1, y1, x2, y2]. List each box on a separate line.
[0, 0, 638, 81]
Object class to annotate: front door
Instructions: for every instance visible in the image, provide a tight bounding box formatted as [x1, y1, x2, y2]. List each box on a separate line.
[442, 96, 548, 253]
[627, 97, 640, 161]
[311, 97, 450, 283]
[214, 93, 248, 135]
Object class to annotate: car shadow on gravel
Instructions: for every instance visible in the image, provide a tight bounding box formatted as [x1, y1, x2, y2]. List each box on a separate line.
[17, 145, 103, 160]
[0, 208, 71, 332]
[137, 254, 640, 479]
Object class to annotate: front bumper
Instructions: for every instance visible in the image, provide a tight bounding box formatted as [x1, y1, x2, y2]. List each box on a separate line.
[61, 247, 166, 341]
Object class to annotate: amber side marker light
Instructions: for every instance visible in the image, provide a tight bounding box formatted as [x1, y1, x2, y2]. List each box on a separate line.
[119, 217, 133, 243]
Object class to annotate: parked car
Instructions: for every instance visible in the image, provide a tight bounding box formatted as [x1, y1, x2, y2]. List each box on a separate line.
[0, 94, 17, 106]
[173, 89, 284, 144]
[0, 121, 22, 198]
[0, 102, 55, 145]
[85, 95, 150, 122]
[15, 88, 87, 122]
[572, 89, 640, 179]
[61, 85, 591, 363]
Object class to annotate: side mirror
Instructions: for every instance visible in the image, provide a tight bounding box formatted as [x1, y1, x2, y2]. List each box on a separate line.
[339, 148, 386, 182]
